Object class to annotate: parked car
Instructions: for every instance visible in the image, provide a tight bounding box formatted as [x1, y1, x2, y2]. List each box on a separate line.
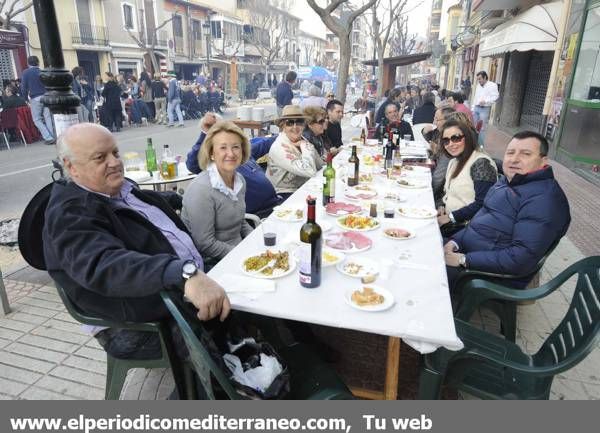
[257, 88, 273, 99]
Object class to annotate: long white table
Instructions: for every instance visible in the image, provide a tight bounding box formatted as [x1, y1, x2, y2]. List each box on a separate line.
[208, 143, 462, 399]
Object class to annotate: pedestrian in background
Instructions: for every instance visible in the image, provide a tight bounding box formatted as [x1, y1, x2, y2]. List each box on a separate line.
[472, 71, 499, 147]
[20, 56, 55, 144]
[276, 71, 296, 117]
[151, 73, 167, 124]
[166, 71, 184, 127]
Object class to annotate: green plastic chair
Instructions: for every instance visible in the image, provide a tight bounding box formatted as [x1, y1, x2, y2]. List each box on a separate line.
[161, 291, 354, 400]
[452, 239, 560, 341]
[56, 286, 192, 400]
[419, 256, 600, 399]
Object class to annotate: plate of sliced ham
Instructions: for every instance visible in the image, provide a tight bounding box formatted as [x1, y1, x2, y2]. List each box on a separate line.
[325, 202, 363, 216]
[324, 231, 373, 253]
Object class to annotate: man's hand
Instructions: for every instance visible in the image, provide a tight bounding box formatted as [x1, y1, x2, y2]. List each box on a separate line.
[437, 211, 451, 226]
[445, 251, 463, 268]
[183, 272, 231, 321]
[330, 147, 341, 156]
[443, 241, 459, 255]
[199, 112, 218, 132]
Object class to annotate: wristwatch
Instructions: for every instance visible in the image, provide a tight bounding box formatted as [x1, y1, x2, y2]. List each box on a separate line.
[182, 260, 198, 280]
[459, 254, 467, 268]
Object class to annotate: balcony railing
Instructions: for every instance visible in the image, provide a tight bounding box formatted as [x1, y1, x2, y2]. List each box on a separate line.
[70, 22, 109, 46]
[140, 30, 168, 47]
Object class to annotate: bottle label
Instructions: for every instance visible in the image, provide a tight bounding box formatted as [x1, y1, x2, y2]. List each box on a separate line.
[329, 178, 335, 198]
[298, 241, 312, 284]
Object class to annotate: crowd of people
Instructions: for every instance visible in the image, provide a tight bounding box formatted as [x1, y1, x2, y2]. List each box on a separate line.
[1, 56, 229, 146]
[29, 66, 574, 399]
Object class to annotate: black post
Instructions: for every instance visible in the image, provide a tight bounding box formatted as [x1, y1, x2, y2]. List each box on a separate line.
[32, 0, 79, 137]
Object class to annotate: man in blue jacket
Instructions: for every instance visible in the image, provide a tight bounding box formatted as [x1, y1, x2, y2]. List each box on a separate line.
[186, 113, 282, 218]
[20, 56, 55, 144]
[444, 131, 571, 289]
[276, 71, 296, 117]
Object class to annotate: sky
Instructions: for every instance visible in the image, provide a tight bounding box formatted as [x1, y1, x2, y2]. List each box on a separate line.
[292, 0, 432, 39]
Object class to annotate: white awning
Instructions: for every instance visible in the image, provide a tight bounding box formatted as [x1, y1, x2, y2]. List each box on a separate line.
[479, 1, 562, 57]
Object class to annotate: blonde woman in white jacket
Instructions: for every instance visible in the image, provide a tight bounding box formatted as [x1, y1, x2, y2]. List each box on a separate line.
[266, 105, 324, 199]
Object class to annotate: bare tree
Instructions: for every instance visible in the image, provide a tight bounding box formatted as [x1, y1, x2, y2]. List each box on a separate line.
[390, 14, 417, 56]
[125, 12, 178, 75]
[365, 0, 408, 98]
[0, 0, 32, 30]
[307, 0, 377, 102]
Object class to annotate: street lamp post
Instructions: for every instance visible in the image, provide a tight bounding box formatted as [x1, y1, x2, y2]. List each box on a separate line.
[203, 20, 212, 80]
[32, 0, 79, 138]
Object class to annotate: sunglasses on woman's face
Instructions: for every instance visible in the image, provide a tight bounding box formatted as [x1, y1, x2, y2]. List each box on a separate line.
[285, 119, 305, 127]
[314, 118, 327, 125]
[441, 134, 465, 146]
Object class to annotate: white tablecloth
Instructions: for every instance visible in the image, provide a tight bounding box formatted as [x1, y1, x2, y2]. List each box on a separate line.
[208, 144, 463, 354]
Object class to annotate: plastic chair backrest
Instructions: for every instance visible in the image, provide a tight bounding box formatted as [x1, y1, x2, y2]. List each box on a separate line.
[534, 256, 600, 372]
[18, 182, 55, 271]
[161, 291, 242, 399]
[412, 123, 433, 143]
[1, 108, 19, 129]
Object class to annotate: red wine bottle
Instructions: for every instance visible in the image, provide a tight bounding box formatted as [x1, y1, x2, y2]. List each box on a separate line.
[299, 197, 322, 288]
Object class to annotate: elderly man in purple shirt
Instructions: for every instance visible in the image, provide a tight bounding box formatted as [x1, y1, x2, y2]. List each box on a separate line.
[42, 123, 230, 360]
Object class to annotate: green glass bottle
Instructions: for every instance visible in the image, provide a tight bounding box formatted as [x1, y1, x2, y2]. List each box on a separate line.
[322, 152, 336, 206]
[145, 138, 158, 173]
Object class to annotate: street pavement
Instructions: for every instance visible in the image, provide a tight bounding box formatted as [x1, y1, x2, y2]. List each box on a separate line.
[0, 110, 599, 400]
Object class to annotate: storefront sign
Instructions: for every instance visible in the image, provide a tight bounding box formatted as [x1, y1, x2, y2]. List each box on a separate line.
[0, 30, 25, 49]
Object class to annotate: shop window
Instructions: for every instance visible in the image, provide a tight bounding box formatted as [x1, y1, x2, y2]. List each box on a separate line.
[571, 6, 600, 101]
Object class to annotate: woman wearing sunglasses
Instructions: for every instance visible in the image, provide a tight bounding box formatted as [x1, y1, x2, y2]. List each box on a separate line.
[266, 105, 324, 199]
[437, 118, 497, 236]
[302, 106, 331, 159]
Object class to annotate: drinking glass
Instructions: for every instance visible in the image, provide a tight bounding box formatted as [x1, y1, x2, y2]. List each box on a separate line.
[262, 220, 277, 247]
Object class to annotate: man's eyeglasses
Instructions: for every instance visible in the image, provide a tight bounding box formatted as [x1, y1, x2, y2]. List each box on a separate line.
[440, 134, 465, 146]
[284, 119, 305, 127]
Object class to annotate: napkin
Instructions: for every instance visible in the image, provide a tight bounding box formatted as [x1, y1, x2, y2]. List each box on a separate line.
[213, 275, 276, 300]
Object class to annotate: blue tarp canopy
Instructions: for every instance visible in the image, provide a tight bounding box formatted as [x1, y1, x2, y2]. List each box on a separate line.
[297, 66, 334, 81]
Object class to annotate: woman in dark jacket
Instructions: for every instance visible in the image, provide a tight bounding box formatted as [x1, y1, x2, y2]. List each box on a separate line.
[302, 106, 330, 159]
[101, 72, 123, 132]
[412, 91, 437, 124]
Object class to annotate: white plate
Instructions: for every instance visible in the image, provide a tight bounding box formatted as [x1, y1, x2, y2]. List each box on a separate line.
[398, 207, 437, 219]
[322, 248, 345, 267]
[344, 285, 395, 312]
[402, 165, 430, 174]
[324, 232, 373, 253]
[365, 139, 379, 146]
[336, 215, 380, 232]
[336, 257, 380, 278]
[382, 192, 408, 202]
[273, 206, 304, 222]
[240, 251, 296, 279]
[344, 187, 378, 200]
[382, 227, 415, 240]
[396, 179, 429, 189]
[292, 247, 345, 267]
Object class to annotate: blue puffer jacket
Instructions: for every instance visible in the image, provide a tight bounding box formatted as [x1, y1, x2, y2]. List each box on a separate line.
[452, 166, 570, 279]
